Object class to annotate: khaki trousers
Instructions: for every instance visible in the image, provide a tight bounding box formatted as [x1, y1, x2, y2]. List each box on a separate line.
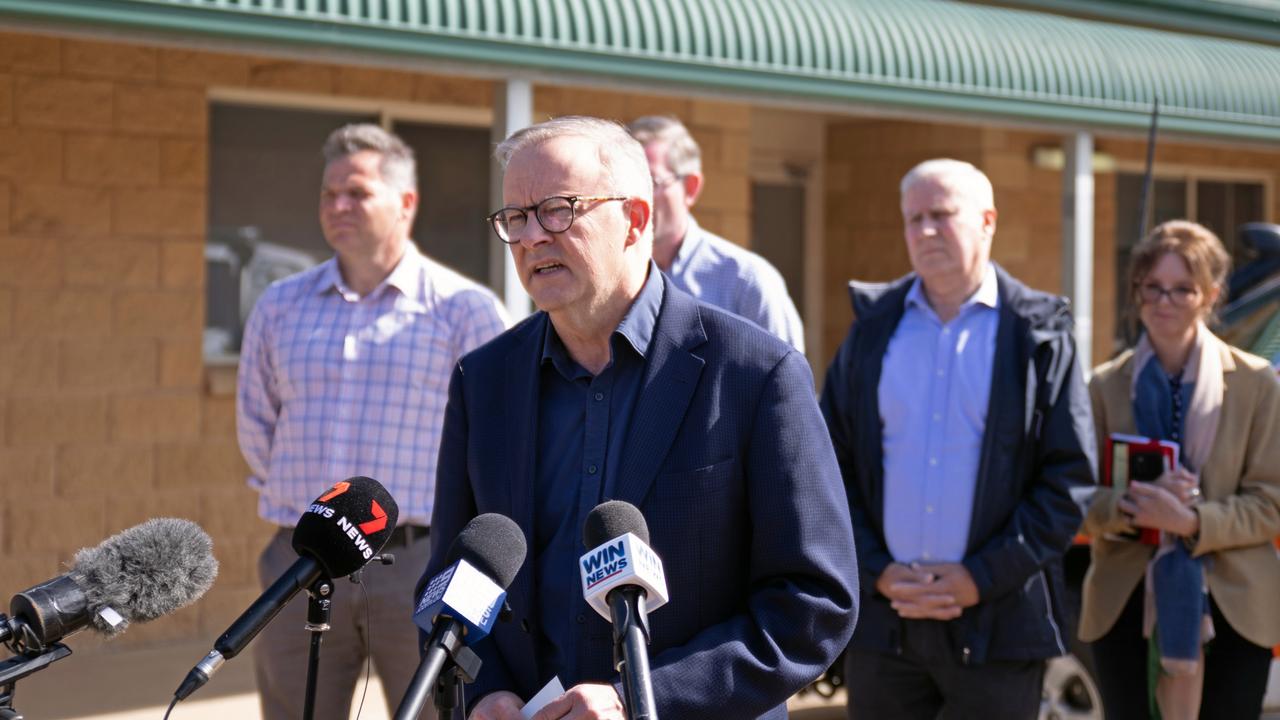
[253, 528, 437, 720]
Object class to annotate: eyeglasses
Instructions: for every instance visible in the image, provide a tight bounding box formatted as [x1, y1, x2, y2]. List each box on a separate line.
[651, 174, 683, 190]
[1138, 282, 1200, 307]
[487, 195, 628, 244]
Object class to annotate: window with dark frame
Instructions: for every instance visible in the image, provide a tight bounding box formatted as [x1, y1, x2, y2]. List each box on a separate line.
[205, 103, 492, 360]
[1113, 172, 1266, 350]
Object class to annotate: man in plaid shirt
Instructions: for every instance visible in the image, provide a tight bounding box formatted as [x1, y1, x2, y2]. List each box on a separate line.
[236, 123, 509, 720]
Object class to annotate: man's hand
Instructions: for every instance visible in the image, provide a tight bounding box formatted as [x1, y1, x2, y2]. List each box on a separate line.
[926, 563, 980, 609]
[877, 562, 979, 620]
[875, 562, 933, 600]
[530, 684, 625, 720]
[1120, 481, 1200, 537]
[877, 562, 953, 620]
[469, 691, 524, 720]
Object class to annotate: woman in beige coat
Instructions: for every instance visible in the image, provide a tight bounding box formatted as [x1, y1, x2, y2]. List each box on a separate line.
[1080, 220, 1280, 719]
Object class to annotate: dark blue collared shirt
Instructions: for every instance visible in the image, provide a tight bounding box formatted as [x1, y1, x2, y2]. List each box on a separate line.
[533, 263, 663, 687]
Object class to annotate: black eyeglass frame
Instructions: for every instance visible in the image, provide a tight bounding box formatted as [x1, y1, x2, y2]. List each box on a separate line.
[486, 195, 628, 244]
[1136, 282, 1201, 308]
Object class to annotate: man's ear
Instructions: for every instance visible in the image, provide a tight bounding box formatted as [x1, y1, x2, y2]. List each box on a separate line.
[682, 172, 704, 209]
[623, 197, 652, 248]
[982, 207, 997, 239]
[401, 189, 419, 222]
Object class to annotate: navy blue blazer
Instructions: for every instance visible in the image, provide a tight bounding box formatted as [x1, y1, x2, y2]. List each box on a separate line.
[422, 275, 859, 719]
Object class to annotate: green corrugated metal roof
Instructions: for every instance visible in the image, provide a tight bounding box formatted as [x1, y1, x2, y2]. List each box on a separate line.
[991, 0, 1280, 45]
[3, 0, 1280, 141]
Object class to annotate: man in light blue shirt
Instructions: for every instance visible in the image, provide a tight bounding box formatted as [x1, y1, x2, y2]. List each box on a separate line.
[627, 116, 806, 352]
[821, 159, 1095, 719]
[880, 263, 998, 565]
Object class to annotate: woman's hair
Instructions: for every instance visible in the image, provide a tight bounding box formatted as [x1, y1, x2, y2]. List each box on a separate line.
[1128, 219, 1232, 321]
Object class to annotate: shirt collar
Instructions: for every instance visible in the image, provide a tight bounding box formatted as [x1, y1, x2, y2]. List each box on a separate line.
[669, 217, 705, 277]
[905, 262, 999, 317]
[316, 240, 422, 302]
[541, 261, 665, 376]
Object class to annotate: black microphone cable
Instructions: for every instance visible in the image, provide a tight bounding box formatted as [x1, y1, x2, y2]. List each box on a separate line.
[350, 564, 373, 720]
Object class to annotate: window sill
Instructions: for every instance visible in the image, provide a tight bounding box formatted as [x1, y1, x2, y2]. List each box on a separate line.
[205, 356, 239, 398]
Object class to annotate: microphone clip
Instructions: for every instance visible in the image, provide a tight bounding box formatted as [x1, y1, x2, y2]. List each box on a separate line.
[348, 553, 396, 585]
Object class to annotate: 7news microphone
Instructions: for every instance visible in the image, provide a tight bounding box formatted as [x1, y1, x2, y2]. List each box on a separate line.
[1, 518, 218, 653]
[394, 513, 526, 720]
[581, 500, 668, 720]
[172, 476, 399, 702]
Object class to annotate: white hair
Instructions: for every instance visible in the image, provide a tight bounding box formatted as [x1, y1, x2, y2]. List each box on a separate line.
[900, 158, 995, 210]
[494, 115, 652, 200]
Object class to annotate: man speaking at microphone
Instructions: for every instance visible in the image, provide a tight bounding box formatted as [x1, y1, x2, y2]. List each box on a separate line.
[237, 124, 509, 720]
[422, 115, 858, 719]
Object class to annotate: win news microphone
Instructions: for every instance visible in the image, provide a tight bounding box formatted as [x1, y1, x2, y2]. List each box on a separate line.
[0, 518, 218, 653]
[173, 476, 398, 701]
[394, 513, 526, 720]
[581, 501, 668, 720]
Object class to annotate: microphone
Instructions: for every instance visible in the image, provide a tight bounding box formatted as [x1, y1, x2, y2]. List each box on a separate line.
[581, 501, 667, 720]
[173, 476, 398, 701]
[0, 518, 218, 653]
[393, 513, 526, 720]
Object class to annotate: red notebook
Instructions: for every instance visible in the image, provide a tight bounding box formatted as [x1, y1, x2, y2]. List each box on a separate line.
[1102, 433, 1179, 545]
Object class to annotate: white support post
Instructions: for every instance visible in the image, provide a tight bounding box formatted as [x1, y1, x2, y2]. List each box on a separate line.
[1062, 131, 1095, 374]
[491, 79, 533, 320]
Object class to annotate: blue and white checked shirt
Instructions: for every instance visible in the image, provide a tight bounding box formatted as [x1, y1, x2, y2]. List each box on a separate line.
[236, 242, 510, 527]
[879, 264, 999, 563]
[666, 218, 806, 353]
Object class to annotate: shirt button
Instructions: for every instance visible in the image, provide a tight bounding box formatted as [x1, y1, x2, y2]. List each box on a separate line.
[942, 327, 951, 335]
[922, 551, 932, 559]
[933, 413, 942, 422]
[936, 369, 945, 377]
[929, 457, 938, 467]
[587, 465, 598, 474]
[926, 505, 935, 514]
[576, 614, 586, 624]
[594, 392, 604, 401]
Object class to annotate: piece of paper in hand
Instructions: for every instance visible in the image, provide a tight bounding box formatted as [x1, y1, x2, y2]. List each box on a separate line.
[520, 676, 566, 719]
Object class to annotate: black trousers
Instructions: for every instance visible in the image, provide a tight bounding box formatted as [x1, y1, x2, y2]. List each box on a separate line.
[1089, 585, 1273, 720]
[844, 619, 1045, 720]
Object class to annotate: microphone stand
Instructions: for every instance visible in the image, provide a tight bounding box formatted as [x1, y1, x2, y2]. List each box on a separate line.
[300, 575, 334, 720]
[297, 553, 398, 720]
[394, 623, 481, 720]
[609, 589, 657, 720]
[0, 633, 73, 720]
[432, 646, 480, 720]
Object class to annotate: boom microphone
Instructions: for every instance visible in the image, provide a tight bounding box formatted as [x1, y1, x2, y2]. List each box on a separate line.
[0, 518, 218, 653]
[581, 501, 667, 720]
[393, 513, 526, 720]
[173, 476, 398, 701]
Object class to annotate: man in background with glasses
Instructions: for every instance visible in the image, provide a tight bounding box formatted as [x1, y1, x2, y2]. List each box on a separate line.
[627, 115, 806, 352]
[237, 123, 508, 720]
[422, 116, 858, 719]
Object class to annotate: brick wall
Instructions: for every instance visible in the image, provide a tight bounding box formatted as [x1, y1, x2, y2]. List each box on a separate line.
[0, 31, 496, 655]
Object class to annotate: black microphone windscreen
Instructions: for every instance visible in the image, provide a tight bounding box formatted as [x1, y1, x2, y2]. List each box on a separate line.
[292, 476, 399, 579]
[583, 500, 650, 549]
[447, 513, 526, 590]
